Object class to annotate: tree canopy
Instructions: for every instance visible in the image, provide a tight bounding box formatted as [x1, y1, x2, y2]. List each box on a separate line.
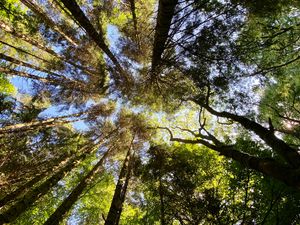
[0, 0, 300, 224]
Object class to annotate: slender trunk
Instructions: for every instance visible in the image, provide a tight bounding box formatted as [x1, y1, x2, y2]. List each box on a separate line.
[0, 66, 58, 85]
[20, 0, 78, 47]
[0, 40, 50, 64]
[0, 143, 100, 224]
[199, 103, 300, 168]
[0, 153, 73, 207]
[159, 177, 166, 225]
[128, 0, 137, 31]
[0, 20, 98, 76]
[43, 148, 111, 225]
[0, 111, 85, 135]
[59, 0, 130, 83]
[104, 147, 134, 225]
[151, 0, 178, 72]
[0, 52, 66, 79]
[169, 136, 300, 189]
[0, 66, 94, 94]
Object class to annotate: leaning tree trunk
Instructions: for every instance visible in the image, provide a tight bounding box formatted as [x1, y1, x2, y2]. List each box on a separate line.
[0, 111, 86, 135]
[151, 0, 178, 73]
[0, 52, 70, 80]
[43, 148, 112, 225]
[0, 20, 96, 76]
[0, 152, 73, 207]
[20, 0, 78, 47]
[104, 147, 135, 225]
[0, 143, 100, 224]
[59, 0, 130, 83]
[170, 135, 300, 189]
[197, 102, 300, 168]
[0, 20, 97, 76]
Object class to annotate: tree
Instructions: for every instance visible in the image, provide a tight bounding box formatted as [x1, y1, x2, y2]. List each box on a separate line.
[1, 0, 300, 224]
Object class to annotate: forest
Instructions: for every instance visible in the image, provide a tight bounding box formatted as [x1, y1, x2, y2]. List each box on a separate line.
[0, 0, 300, 224]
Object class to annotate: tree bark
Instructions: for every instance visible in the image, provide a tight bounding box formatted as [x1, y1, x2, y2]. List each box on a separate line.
[0, 111, 85, 135]
[127, 0, 137, 31]
[0, 153, 72, 207]
[0, 52, 66, 79]
[151, 0, 178, 72]
[0, 66, 95, 94]
[0, 20, 98, 76]
[104, 147, 134, 225]
[159, 177, 166, 225]
[197, 102, 300, 168]
[43, 148, 111, 225]
[20, 0, 78, 47]
[59, 0, 129, 83]
[169, 135, 300, 189]
[0, 143, 100, 224]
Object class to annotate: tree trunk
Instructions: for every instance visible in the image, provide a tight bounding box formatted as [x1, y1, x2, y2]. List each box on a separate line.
[168, 135, 300, 189]
[20, 0, 78, 47]
[151, 0, 178, 72]
[0, 143, 100, 224]
[43, 148, 111, 225]
[0, 66, 94, 94]
[0, 39, 50, 64]
[0, 111, 85, 135]
[59, 0, 130, 83]
[159, 177, 166, 225]
[104, 147, 134, 225]
[0, 20, 98, 76]
[0, 153, 72, 207]
[0, 52, 68, 80]
[198, 102, 300, 168]
[127, 0, 137, 31]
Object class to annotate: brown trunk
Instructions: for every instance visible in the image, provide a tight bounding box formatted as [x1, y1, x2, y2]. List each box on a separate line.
[0, 66, 58, 85]
[128, 0, 137, 31]
[104, 147, 134, 225]
[199, 103, 300, 168]
[0, 143, 101, 224]
[0, 40, 50, 64]
[59, 0, 130, 83]
[0, 66, 94, 94]
[43, 148, 111, 225]
[151, 0, 178, 72]
[0, 153, 72, 207]
[0, 20, 98, 76]
[0, 52, 66, 79]
[20, 0, 78, 47]
[159, 177, 166, 225]
[170, 136, 300, 189]
[0, 111, 85, 135]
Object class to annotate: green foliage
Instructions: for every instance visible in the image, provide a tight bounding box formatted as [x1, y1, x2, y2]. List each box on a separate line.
[0, 73, 15, 94]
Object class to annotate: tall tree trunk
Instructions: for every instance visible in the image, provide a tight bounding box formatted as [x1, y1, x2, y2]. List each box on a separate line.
[0, 111, 85, 135]
[0, 20, 98, 76]
[59, 0, 130, 83]
[43, 148, 112, 225]
[20, 0, 78, 47]
[151, 0, 178, 73]
[169, 135, 300, 189]
[0, 66, 94, 94]
[196, 101, 300, 168]
[104, 147, 135, 225]
[0, 40, 51, 64]
[159, 177, 166, 225]
[0, 153, 73, 207]
[127, 0, 137, 31]
[0, 143, 100, 224]
[0, 52, 67, 80]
